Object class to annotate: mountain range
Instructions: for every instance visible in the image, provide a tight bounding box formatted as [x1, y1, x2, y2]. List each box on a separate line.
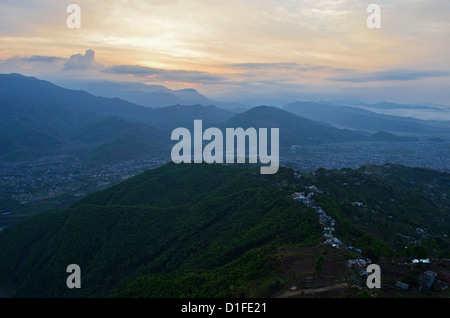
[1, 73, 448, 164]
[0, 74, 238, 162]
[284, 101, 450, 136]
[52, 78, 245, 110]
[0, 73, 374, 162]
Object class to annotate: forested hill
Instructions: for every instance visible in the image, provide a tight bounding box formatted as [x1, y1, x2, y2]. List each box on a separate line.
[0, 163, 448, 298]
[0, 163, 322, 297]
[302, 164, 450, 260]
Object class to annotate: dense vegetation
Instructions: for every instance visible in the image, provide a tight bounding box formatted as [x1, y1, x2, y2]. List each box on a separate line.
[0, 163, 322, 297]
[0, 162, 448, 297]
[295, 164, 450, 259]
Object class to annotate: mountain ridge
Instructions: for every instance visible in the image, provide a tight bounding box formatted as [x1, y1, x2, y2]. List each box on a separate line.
[0, 162, 448, 297]
[284, 101, 450, 136]
[222, 105, 367, 148]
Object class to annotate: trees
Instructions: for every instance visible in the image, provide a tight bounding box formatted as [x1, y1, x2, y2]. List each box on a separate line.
[315, 255, 324, 272]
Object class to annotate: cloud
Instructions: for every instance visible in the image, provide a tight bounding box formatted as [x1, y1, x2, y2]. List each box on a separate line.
[63, 49, 96, 70]
[227, 62, 342, 72]
[24, 55, 63, 63]
[0, 54, 64, 75]
[103, 65, 227, 82]
[0, 50, 104, 79]
[0, 55, 63, 65]
[104, 65, 158, 76]
[221, 62, 355, 86]
[230, 63, 302, 70]
[328, 69, 450, 82]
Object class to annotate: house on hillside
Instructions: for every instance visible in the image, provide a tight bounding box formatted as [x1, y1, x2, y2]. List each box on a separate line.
[332, 237, 342, 247]
[293, 192, 311, 204]
[357, 258, 367, 267]
[437, 270, 450, 284]
[395, 281, 409, 291]
[321, 215, 332, 224]
[419, 271, 437, 290]
[347, 259, 357, 268]
[359, 269, 369, 278]
[292, 192, 304, 200]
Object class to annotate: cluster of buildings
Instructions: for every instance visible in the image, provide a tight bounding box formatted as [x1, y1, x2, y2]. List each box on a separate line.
[347, 258, 373, 282]
[416, 269, 450, 291]
[284, 140, 450, 173]
[292, 186, 363, 252]
[0, 156, 166, 208]
[291, 175, 450, 295]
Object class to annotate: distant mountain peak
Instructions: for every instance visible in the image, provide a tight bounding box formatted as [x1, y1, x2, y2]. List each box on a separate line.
[369, 130, 419, 142]
[175, 88, 199, 93]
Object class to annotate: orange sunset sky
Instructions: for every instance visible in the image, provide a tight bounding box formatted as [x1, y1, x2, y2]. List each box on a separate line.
[1, 0, 449, 106]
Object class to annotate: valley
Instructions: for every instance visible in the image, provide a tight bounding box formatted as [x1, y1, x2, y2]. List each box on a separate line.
[283, 139, 450, 172]
[1, 137, 448, 228]
[0, 156, 167, 224]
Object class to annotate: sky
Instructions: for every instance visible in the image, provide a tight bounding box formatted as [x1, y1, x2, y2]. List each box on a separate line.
[1, 0, 450, 107]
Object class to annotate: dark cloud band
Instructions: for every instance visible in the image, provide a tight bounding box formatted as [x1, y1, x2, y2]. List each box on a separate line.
[328, 69, 450, 82]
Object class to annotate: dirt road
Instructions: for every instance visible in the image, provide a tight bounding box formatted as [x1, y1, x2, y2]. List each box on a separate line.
[276, 283, 350, 298]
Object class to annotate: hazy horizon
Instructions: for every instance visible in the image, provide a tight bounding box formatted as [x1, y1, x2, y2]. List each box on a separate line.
[1, 1, 450, 107]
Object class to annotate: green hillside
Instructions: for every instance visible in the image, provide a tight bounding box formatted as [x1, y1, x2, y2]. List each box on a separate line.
[0, 162, 448, 298]
[298, 164, 450, 259]
[222, 106, 366, 149]
[0, 128, 62, 161]
[0, 163, 322, 297]
[81, 124, 169, 164]
[69, 116, 136, 144]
